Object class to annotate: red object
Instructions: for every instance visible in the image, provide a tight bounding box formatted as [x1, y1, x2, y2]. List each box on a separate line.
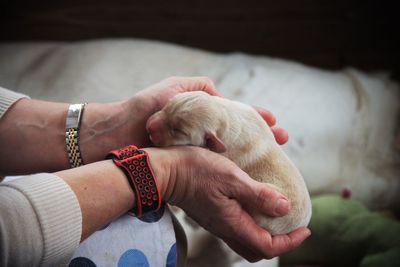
[108, 145, 162, 217]
[341, 187, 352, 199]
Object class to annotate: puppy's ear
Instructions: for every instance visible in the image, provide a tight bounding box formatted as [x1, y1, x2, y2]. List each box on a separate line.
[205, 132, 226, 153]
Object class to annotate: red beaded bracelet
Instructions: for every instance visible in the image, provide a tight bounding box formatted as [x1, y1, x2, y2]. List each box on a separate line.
[107, 145, 162, 217]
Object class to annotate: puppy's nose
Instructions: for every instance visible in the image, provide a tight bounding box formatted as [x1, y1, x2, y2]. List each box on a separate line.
[149, 132, 163, 145]
[146, 113, 165, 145]
[146, 115, 159, 135]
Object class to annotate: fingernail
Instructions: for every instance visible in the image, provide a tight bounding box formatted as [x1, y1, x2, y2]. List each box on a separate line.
[275, 198, 289, 216]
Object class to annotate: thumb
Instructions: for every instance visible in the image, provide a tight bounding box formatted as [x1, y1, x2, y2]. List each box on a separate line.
[236, 179, 290, 217]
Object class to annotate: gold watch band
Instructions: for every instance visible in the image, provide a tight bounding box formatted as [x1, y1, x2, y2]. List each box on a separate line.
[65, 103, 86, 168]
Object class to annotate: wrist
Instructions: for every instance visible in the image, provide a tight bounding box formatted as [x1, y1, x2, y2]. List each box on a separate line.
[142, 147, 175, 202]
[78, 99, 136, 163]
[79, 94, 157, 164]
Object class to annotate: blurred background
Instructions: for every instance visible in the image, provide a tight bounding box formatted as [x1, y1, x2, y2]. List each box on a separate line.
[1, 0, 399, 78]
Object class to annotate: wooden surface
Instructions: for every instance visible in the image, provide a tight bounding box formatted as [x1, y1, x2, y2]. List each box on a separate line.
[1, 0, 399, 78]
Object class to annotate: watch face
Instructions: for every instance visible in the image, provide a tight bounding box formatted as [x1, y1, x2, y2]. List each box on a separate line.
[66, 104, 85, 129]
[70, 104, 82, 115]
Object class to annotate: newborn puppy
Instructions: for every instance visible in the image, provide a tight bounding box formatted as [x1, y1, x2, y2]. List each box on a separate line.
[147, 91, 312, 235]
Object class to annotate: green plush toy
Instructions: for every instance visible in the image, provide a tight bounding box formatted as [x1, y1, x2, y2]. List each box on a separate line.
[281, 195, 400, 267]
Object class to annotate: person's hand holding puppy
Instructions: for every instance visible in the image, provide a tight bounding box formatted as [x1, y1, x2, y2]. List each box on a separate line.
[145, 145, 311, 261]
[82, 76, 309, 261]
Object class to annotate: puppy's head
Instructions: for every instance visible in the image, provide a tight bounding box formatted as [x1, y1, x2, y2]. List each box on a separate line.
[146, 92, 227, 153]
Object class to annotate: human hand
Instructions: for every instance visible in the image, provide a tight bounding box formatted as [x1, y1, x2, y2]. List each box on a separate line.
[146, 146, 311, 261]
[134, 77, 288, 146]
[134, 76, 221, 112]
[80, 77, 287, 163]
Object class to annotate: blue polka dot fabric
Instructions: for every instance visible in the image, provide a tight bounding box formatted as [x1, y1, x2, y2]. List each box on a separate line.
[69, 204, 176, 267]
[118, 249, 149, 267]
[69, 257, 96, 267]
[138, 202, 165, 223]
[166, 243, 177, 267]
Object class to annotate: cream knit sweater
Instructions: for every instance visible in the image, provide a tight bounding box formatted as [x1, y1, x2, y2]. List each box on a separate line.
[0, 87, 82, 267]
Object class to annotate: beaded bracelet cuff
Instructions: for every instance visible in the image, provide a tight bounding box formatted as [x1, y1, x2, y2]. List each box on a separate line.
[107, 145, 162, 217]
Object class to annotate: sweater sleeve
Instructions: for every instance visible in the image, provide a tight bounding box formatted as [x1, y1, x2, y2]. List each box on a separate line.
[0, 86, 30, 119]
[0, 174, 82, 267]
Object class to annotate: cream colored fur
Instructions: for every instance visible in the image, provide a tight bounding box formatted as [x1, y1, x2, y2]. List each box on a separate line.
[147, 91, 312, 235]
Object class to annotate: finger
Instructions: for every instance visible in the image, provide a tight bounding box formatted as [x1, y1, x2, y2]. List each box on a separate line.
[223, 205, 275, 258]
[220, 198, 310, 260]
[233, 178, 290, 217]
[254, 107, 276, 127]
[265, 227, 311, 257]
[220, 204, 289, 260]
[271, 127, 289, 145]
[186, 76, 223, 97]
